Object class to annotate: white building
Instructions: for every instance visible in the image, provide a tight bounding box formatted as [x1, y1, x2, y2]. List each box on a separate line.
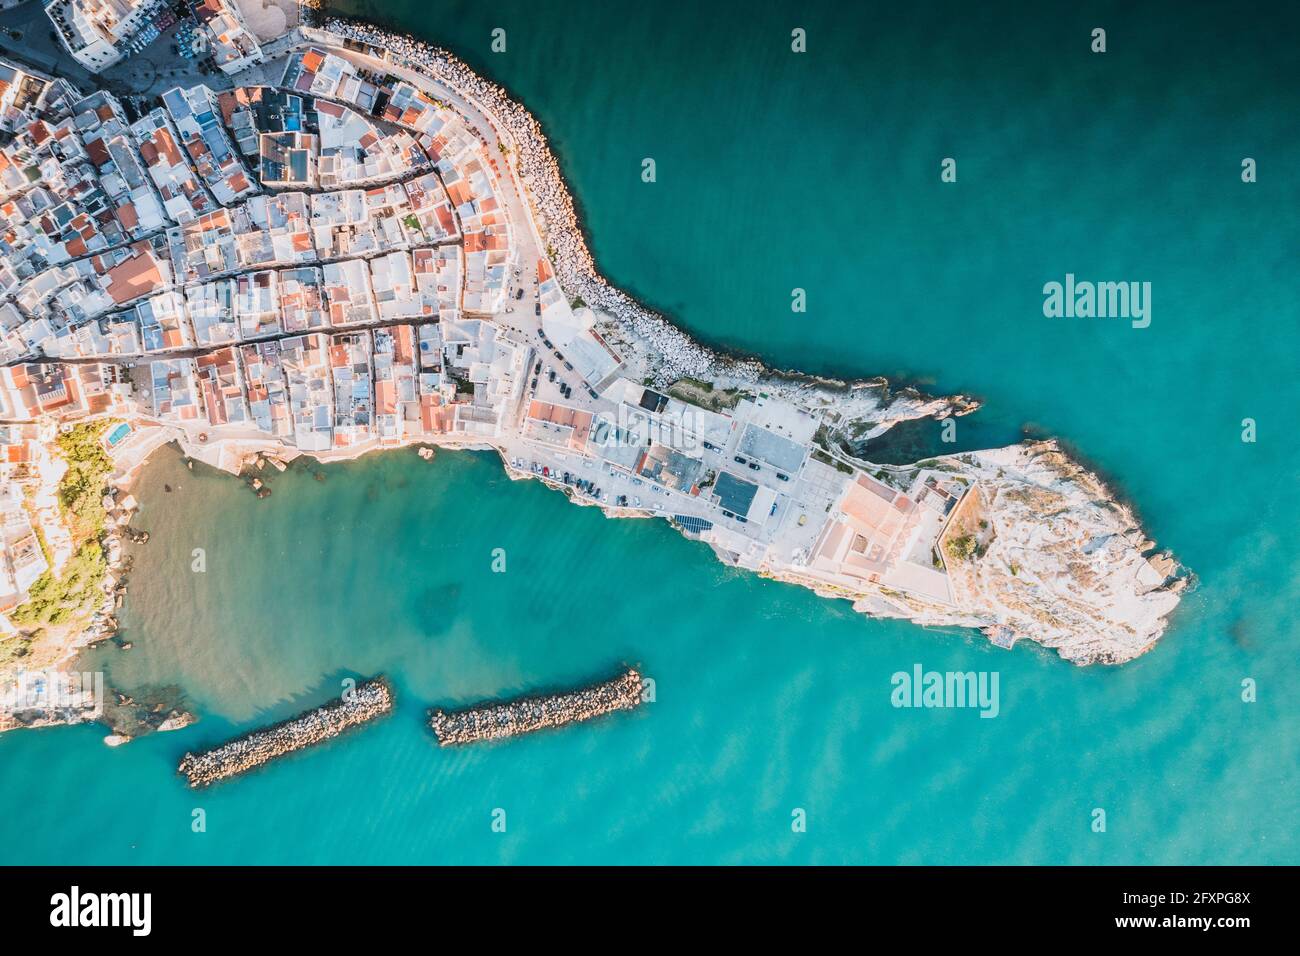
[45, 0, 164, 73]
[191, 0, 264, 76]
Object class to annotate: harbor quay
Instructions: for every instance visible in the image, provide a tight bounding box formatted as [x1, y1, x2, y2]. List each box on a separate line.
[177, 676, 393, 787]
[429, 668, 646, 746]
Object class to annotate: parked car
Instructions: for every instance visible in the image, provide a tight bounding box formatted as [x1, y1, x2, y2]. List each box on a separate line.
[776, 472, 790, 482]
[734, 456, 747, 465]
[516, 288, 525, 300]
[748, 462, 760, 471]
[703, 441, 717, 451]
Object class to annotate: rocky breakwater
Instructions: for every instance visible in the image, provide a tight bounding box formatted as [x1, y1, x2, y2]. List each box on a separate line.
[178, 677, 393, 788]
[430, 668, 645, 746]
[317, 18, 975, 426]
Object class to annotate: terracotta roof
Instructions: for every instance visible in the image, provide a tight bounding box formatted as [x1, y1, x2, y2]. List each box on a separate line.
[104, 251, 163, 304]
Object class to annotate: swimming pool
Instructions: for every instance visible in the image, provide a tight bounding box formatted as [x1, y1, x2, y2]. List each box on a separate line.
[105, 423, 132, 447]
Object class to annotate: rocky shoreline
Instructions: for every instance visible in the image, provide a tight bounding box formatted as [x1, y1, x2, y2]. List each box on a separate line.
[317, 15, 975, 430]
[429, 668, 646, 746]
[177, 677, 393, 788]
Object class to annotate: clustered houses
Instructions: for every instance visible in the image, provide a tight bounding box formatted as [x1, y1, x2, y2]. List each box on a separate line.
[159, 86, 258, 205]
[0, 41, 524, 467]
[44, 0, 263, 76]
[44, 0, 169, 73]
[0, 62, 79, 138]
[0, 450, 47, 617]
[189, 0, 264, 76]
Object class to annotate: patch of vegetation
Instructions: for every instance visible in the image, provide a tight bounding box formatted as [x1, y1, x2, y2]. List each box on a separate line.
[9, 541, 107, 629]
[812, 449, 854, 475]
[10, 420, 117, 636]
[946, 534, 978, 562]
[54, 421, 116, 540]
[445, 373, 475, 398]
[677, 376, 713, 393]
[665, 379, 746, 412]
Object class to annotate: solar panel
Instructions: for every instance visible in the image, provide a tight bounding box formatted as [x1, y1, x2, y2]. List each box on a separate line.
[675, 515, 714, 535]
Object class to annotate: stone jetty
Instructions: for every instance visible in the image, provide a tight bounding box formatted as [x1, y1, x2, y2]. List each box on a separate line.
[177, 678, 393, 787]
[429, 668, 645, 746]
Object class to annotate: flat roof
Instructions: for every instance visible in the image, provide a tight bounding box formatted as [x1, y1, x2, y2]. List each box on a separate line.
[714, 471, 758, 516]
[738, 422, 807, 473]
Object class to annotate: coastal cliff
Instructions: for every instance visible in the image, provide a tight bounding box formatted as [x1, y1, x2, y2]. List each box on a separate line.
[790, 440, 1189, 665]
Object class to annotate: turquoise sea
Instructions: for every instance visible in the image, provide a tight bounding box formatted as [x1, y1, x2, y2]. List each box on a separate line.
[1, 0, 1296, 864]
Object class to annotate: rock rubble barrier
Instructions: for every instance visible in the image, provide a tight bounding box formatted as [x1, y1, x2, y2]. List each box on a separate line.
[177, 677, 394, 788]
[318, 17, 756, 385]
[429, 668, 646, 746]
[314, 17, 976, 419]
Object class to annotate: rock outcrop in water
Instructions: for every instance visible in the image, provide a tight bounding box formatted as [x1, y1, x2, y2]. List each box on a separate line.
[818, 442, 1190, 664]
[430, 669, 646, 745]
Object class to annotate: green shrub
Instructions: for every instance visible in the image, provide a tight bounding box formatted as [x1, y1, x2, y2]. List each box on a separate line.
[946, 534, 977, 562]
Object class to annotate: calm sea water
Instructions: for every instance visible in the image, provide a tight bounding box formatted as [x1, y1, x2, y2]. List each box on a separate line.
[1, 0, 1295, 864]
